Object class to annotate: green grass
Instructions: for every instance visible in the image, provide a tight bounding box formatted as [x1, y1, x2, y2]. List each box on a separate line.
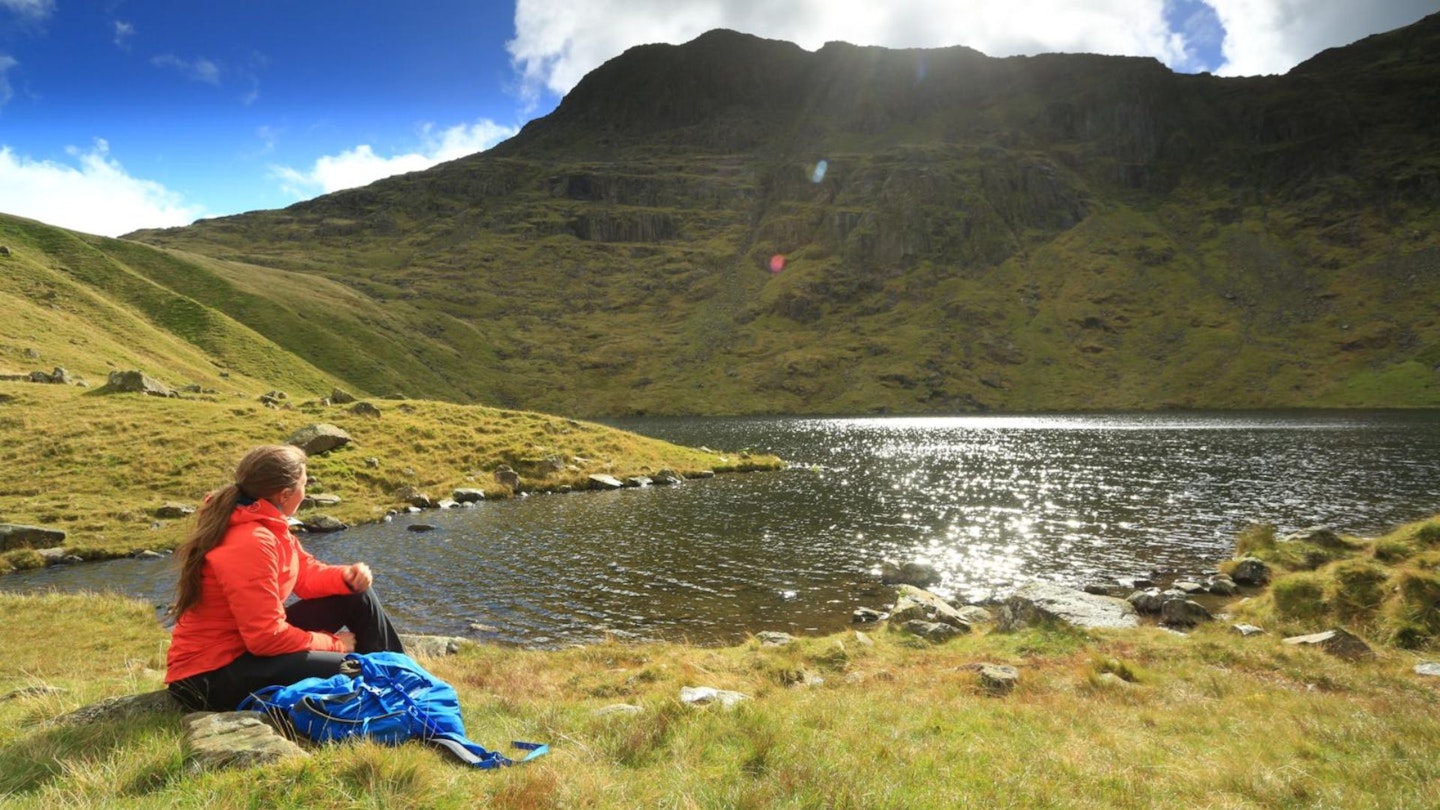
[3, 580, 1440, 808]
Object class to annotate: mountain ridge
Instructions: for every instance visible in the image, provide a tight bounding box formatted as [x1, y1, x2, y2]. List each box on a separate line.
[109, 15, 1440, 414]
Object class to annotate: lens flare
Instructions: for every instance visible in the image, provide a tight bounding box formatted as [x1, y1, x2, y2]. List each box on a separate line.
[769, 254, 786, 273]
[810, 160, 828, 184]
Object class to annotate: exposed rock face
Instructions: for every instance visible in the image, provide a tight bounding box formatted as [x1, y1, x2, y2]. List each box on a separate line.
[997, 581, 1139, 631]
[285, 423, 352, 455]
[104, 370, 172, 397]
[0, 523, 67, 551]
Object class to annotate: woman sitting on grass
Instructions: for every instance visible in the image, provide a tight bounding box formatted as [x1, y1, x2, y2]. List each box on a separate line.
[165, 444, 405, 711]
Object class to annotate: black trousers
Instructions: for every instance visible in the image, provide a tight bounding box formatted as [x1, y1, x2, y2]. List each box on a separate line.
[168, 588, 406, 711]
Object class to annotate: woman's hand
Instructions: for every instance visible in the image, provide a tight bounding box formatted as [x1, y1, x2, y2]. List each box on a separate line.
[343, 562, 373, 593]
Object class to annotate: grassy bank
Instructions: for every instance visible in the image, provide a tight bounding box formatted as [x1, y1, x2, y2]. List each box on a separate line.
[3, 516, 1439, 808]
[0, 382, 781, 574]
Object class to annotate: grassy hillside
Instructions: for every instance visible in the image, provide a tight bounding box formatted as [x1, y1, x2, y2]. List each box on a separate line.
[119, 18, 1440, 416]
[4, 513, 1440, 807]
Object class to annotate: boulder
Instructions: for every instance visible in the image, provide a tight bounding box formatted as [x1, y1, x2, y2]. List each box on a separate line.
[494, 466, 521, 492]
[1231, 557, 1271, 586]
[679, 686, 748, 709]
[285, 423, 352, 455]
[0, 523, 67, 551]
[1231, 623, 1266, 637]
[755, 631, 796, 647]
[1160, 598, 1212, 628]
[879, 560, 942, 587]
[184, 711, 308, 770]
[1206, 575, 1239, 596]
[1127, 588, 1166, 614]
[901, 620, 963, 643]
[396, 487, 433, 508]
[1283, 628, 1374, 660]
[301, 515, 347, 533]
[104, 370, 172, 397]
[399, 634, 470, 657]
[154, 502, 196, 519]
[625, 476, 653, 488]
[1172, 581, 1206, 594]
[406, 524, 438, 533]
[652, 470, 683, 486]
[996, 581, 1139, 632]
[1281, 526, 1346, 548]
[588, 474, 625, 490]
[330, 387, 357, 405]
[1415, 662, 1440, 678]
[955, 605, 994, 624]
[976, 664, 1020, 694]
[452, 488, 486, 504]
[889, 584, 972, 631]
[349, 401, 382, 418]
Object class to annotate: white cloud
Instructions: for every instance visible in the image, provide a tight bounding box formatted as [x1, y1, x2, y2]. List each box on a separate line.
[0, 54, 15, 105]
[151, 53, 221, 85]
[506, 0, 1440, 98]
[0, 140, 207, 237]
[1206, 0, 1440, 76]
[272, 119, 519, 198]
[507, 0, 1190, 101]
[114, 20, 135, 50]
[0, 0, 54, 22]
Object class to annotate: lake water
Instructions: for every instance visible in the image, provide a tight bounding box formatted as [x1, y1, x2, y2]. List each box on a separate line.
[6, 411, 1440, 646]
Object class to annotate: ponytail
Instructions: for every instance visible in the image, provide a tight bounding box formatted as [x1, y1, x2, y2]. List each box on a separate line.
[172, 483, 241, 617]
[170, 444, 307, 617]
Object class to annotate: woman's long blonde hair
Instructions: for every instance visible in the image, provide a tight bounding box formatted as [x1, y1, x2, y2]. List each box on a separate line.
[172, 444, 307, 616]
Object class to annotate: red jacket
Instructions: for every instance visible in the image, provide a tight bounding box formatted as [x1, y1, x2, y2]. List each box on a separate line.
[165, 498, 351, 683]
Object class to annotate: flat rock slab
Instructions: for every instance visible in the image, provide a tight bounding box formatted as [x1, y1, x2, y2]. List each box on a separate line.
[997, 581, 1139, 631]
[184, 711, 309, 770]
[1283, 628, 1375, 660]
[1415, 662, 1440, 678]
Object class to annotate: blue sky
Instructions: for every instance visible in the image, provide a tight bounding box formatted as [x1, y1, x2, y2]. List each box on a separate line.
[2, 0, 1437, 237]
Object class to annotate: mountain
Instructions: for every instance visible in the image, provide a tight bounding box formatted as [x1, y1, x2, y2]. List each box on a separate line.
[124, 18, 1440, 415]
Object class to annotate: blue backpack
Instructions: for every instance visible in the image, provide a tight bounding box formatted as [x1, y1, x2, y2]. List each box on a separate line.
[239, 652, 547, 768]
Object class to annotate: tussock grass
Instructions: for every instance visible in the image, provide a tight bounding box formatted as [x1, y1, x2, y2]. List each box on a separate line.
[4, 588, 1440, 808]
[1234, 516, 1440, 649]
[0, 383, 780, 573]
